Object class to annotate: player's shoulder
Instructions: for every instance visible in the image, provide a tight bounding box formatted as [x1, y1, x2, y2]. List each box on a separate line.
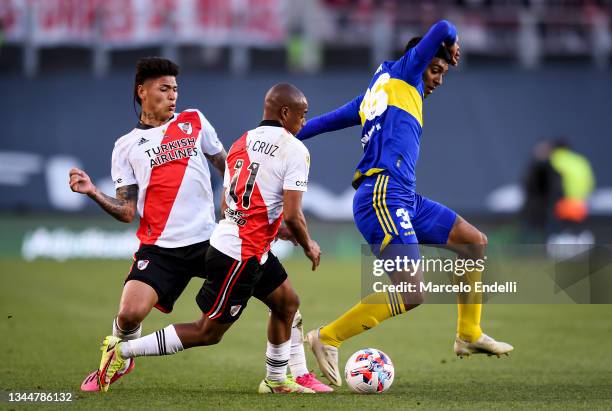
[180, 108, 214, 127]
[285, 132, 309, 154]
[381, 59, 407, 80]
[180, 108, 204, 117]
[113, 128, 141, 149]
[283, 133, 310, 165]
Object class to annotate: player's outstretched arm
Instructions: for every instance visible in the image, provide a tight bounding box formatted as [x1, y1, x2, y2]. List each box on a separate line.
[417, 20, 457, 59]
[393, 19, 458, 78]
[283, 189, 320, 270]
[69, 168, 137, 223]
[296, 94, 363, 141]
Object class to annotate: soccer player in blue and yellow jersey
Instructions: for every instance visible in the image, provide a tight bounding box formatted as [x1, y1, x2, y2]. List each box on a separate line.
[298, 20, 513, 386]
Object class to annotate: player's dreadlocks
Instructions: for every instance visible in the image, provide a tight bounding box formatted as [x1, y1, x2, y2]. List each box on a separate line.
[403, 37, 452, 64]
[133, 57, 179, 114]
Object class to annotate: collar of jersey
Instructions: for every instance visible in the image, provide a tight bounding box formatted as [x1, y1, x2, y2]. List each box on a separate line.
[136, 114, 177, 130]
[258, 120, 283, 128]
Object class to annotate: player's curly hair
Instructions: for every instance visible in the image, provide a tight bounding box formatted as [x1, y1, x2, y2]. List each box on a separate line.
[133, 57, 179, 110]
[403, 37, 452, 64]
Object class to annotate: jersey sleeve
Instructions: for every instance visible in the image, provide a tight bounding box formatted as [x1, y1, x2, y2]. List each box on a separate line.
[391, 20, 457, 84]
[296, 94, 363, 141]
[283, 143, 310, 192]
[111, 139, 137, 189]
[197, 111, 224, 156]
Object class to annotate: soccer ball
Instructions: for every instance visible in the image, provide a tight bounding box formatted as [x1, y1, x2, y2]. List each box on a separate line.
[344, 348, 394, 393]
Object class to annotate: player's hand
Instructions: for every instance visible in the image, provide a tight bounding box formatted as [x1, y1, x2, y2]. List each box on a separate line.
[447, 40, 460, 66]
[69, 168, 96, 195]
[276, 225, 298, 245]
[304, 240, 321, 271]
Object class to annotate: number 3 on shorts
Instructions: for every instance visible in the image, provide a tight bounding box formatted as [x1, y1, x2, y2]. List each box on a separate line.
[395, 208, 413, 230]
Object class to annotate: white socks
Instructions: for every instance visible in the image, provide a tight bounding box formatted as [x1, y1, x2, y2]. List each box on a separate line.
[265, 340, 291, 382]
[112, 317, 142, 372]
[120, 325, 184, 359]
[112, 311, 309, 382]
[112, 317, 142, 340]
[288, 311, 309, 378]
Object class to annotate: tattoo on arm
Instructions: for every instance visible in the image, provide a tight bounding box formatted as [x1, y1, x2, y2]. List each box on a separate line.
[206, 149, 227, 176]
[89, 184, 138, 223]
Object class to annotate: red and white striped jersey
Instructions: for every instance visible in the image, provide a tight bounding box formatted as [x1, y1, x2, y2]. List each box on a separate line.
[210, 121, 310, 262]
[111, 109, 224, 248]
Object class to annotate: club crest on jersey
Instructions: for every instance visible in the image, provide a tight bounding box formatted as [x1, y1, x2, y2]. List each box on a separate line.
[178, 122, 193, 135]
[230, 305, 242, 317]
[137, 260, 150, 270]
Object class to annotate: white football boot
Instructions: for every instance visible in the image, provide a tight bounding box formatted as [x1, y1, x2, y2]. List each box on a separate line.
[305, 329, 342, 386]
[454, 333, 514, 358]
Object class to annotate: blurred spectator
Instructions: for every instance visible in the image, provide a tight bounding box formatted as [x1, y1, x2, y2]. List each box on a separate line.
[521, 138, 595, 242]
[549, 138, 595, 225]
[520, 139, 562, 241]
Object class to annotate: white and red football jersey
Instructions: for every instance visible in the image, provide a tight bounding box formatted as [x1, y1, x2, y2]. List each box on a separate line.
[210, 121, 310, 262]
[111, 109, 224, 248]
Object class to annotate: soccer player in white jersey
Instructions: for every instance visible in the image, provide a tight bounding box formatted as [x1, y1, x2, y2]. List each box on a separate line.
[95, 83, 322, 394]
[69, 57, 228, 391]
[71, 58, 330, 393]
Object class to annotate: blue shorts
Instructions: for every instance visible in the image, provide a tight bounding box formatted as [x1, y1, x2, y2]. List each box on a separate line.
[353, 173, 457, 257]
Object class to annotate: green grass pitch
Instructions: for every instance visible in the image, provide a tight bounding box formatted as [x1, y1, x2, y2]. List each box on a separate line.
[1, 257, 611, 410]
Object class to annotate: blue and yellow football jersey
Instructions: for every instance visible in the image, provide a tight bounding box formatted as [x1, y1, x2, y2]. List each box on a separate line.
[298, 20, 457, 192]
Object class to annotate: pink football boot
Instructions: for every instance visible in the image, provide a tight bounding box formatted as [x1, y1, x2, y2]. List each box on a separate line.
[295, 372, 334, 393]
[80, 358, 135, 392]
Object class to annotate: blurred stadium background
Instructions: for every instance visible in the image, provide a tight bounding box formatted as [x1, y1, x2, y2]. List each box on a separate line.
[2, 0, 612, 261]
[1, 1, 612, 407]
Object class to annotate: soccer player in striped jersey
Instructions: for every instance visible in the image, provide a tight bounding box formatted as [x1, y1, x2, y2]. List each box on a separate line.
[70, 56, 227, 391]
[95, 83, 326, 394]
[295, 20, 513, 386]
[71, 59, 328, 393]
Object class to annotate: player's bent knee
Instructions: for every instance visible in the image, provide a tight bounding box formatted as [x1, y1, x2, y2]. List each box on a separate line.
[468, 231, 487, 259]
[458, 226, 487, 259]
[280, 297, 300, 321]
[480, 231, 488, 247]
[117, 307, 148, 330]
[266, 281, 300, 321]
[288, 292, 300, 312]
[272, 294, 299, 322]
[287, 301, 299, 320]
